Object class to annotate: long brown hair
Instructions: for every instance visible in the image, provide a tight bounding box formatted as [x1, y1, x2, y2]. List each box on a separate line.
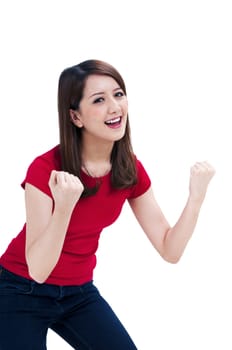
[58, 59, 137, 197]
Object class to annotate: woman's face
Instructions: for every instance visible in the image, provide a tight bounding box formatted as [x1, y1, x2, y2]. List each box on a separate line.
[72, 74, 128, 144]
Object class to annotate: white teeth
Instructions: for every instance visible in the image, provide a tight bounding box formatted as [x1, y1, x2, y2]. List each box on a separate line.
[105, 117, 121, 124]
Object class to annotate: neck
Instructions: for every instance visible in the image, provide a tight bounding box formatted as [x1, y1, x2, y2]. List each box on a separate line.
[81, 137, 114, 163]
[81, 138, 114, 177]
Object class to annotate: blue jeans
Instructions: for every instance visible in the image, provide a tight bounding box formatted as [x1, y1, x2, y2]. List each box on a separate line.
[0, 266, 137, 349]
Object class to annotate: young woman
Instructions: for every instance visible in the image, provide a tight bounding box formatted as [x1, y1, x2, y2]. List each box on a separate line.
[0, 59, 215, 349]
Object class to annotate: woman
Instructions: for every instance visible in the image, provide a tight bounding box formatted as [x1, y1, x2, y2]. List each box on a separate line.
[0, 59, 215, 349]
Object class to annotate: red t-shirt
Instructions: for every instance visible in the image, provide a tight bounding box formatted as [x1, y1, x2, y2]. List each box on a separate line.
[0, 145, 151, 285]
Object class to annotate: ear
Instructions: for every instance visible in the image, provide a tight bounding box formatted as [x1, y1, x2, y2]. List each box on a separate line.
[69, 109, 83, 128]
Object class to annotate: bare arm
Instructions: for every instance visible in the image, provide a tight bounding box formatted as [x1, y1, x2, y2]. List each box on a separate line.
[25, 170, 84, 283]
[128, 161, 215, 263]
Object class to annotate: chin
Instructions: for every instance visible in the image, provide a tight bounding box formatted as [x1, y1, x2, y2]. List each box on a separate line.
[113, 129, 126, 142]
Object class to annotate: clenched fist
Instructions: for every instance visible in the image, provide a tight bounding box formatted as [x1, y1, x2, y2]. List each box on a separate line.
[49, 170, 84, 212]
[189, 161, 215, 202]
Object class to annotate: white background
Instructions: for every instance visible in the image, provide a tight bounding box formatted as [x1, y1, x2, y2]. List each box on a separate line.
[0, 1, 231, 349]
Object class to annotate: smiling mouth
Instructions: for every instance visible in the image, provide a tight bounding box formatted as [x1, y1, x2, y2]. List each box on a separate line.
[104, 117, 122, 127]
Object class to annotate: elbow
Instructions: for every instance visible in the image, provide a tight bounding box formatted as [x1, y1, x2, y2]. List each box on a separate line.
[28, 268, 48, 284]
[160, 234, 183, 264]
[162, 251, 182, 264]
[29, 272, 47, 284]
[26, 254, 48, 284]
[26, 250, 48, 284]
[165, 256, 181, 264]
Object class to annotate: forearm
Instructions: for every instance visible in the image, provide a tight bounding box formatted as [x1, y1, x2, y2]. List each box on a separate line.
[26, 208, 72, 283]
[163, 196, 204, 263]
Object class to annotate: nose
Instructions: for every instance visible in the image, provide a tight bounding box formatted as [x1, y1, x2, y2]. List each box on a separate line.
[107, 97, 120, 114]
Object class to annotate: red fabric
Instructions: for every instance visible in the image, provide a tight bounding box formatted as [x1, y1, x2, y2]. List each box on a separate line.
[0, 146, 151, 286]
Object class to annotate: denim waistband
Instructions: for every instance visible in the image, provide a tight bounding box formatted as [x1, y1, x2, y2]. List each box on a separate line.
[0, 265, 94, 299]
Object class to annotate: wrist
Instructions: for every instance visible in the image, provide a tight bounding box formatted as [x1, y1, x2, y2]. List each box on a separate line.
[187, 194, 205, 209]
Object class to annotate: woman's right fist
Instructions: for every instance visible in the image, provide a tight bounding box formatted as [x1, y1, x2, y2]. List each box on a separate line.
[48, 170, 84, 212]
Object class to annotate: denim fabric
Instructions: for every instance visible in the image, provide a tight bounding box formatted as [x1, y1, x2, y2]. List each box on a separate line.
[0, 266, 137, 350]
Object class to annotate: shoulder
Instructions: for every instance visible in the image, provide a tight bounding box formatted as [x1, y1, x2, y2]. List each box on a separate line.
[21, 145, 61, 196]
[134, 156, 150, 179]
[32, 145, 61, 168]
[128, 155, 151, 198]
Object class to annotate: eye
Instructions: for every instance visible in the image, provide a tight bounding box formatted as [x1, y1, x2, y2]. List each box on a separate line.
[93, 97, 104, 104]
[115, 91, 124, 97]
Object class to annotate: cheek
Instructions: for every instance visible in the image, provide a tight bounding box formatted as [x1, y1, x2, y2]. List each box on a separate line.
[81, 107, 103, 122]
[122, 100, 128, 112]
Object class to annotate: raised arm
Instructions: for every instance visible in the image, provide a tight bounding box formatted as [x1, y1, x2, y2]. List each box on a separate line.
[128, 161, 215, 263]
[25, 170, 84, 283]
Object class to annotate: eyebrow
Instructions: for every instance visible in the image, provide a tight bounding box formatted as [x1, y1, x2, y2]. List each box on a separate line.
[88, 87, 122, 99]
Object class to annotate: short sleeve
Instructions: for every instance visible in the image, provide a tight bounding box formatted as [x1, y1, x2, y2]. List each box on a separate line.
[21, 156, 53, 198]
[128, 159, 151, 199]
